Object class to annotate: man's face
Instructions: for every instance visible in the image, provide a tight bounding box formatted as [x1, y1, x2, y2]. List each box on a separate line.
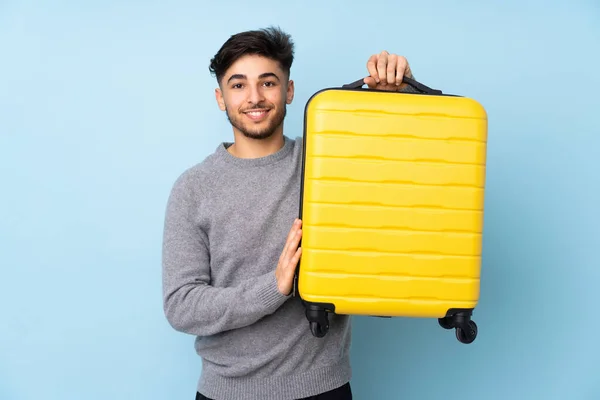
[215, 54, 294, 140]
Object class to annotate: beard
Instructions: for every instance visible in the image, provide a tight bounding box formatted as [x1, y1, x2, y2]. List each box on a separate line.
[225, 102, 287, 140]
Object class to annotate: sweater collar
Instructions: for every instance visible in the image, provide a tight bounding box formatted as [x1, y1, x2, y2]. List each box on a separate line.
[215, 135, 294, 168]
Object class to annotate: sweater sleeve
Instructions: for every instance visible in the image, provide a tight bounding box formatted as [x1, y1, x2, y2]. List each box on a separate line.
[161, 172, 289, 337]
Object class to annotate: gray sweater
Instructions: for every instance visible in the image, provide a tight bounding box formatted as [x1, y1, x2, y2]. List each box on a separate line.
[162, 136, 352, 399]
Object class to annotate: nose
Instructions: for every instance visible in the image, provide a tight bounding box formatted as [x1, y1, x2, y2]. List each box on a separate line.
[247, 83, 265, 105]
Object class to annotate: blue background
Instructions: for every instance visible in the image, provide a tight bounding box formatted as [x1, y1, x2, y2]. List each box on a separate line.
[1, 1, 599, 399]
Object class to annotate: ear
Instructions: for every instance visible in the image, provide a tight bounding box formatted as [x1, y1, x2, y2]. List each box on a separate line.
[215, 88, 226, 111]
[286, 80, 295, 104]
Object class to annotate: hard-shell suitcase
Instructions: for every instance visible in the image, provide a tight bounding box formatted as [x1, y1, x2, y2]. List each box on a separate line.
[294, 76, 487, 344]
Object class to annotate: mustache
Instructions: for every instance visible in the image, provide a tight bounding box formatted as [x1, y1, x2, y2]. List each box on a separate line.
[240, 102, 272, 112]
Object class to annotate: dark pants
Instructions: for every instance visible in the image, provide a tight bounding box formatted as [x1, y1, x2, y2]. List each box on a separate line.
[196, 382, 352, 400]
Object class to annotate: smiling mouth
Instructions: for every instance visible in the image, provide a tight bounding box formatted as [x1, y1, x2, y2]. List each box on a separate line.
[243, 109, 271, 120]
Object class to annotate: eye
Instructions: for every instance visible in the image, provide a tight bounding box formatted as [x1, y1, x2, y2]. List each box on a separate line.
[231, 83, 243, 89]
[263, 81, 276, 87]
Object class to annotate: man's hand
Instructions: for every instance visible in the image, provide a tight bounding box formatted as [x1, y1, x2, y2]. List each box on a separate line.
[275, 218, 303, 296]
[364, 50, 414, 92]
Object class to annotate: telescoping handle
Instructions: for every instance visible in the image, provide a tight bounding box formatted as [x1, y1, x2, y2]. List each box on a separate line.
[342, 76, 443, 95]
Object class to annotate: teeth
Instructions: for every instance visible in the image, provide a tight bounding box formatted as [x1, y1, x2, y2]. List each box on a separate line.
[246, 110, 267, 117]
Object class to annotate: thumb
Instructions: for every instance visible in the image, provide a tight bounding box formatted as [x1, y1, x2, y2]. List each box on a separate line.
[363, 76, 377, 88]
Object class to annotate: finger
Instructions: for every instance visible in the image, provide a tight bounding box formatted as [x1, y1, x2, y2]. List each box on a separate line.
[286, 247, 303, 272]
[279, 219, 300, 262]
[395, 55, 409, 86]
[284, 228, 302, 261]
[363, 76, 377, 88]
[366, 54, 379, 84]
[386, 54, 397, 86]
[283, 238, 301, 276]
[377, 50, 388, 84]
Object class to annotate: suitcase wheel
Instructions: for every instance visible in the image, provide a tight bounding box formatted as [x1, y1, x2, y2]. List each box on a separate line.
[438, 311, 478, 344]
[438, 317, 454, 330]
[455, 321, 477, 344]
[310, 321, 329, 338]
[305, 305, 330, 338]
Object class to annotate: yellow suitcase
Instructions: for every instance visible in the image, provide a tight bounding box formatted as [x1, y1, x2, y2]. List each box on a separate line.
[294, 76, 487, 344]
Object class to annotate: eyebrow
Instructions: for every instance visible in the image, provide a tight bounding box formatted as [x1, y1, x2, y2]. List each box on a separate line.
[226, 72, 281, 84]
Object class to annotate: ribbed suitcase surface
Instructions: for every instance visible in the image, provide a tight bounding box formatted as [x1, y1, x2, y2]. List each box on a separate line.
[297, 84, 487, 342]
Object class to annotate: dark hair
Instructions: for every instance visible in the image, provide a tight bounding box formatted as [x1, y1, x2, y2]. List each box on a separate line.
[209, 26, 295, 84]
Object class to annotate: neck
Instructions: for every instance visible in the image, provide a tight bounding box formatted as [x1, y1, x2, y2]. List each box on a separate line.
[227, 129, 285, 159]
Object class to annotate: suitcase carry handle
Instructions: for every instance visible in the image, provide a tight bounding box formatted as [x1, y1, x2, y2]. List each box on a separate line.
[342, 76, 443, 95]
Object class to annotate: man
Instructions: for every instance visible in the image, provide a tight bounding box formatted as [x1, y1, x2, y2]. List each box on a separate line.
[162, 26, 416, 400]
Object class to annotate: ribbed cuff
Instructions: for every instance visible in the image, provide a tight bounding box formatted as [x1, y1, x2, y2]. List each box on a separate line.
[257, 272, 288, 313]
